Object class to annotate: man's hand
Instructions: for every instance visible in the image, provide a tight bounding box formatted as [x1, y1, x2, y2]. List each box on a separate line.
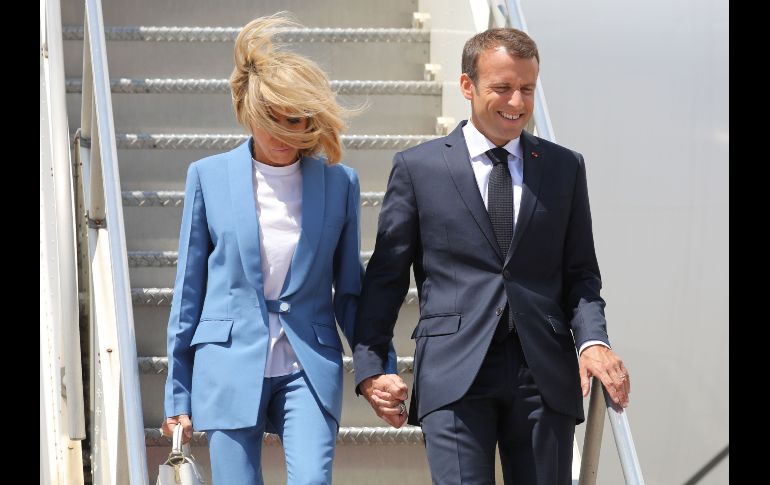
[359, 374, 409, 428]
[579, 345, 630, 408]
[161, 414, 193, 444]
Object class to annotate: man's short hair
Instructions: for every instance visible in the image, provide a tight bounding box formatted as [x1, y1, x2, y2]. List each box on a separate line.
[461, 28, 540, 85]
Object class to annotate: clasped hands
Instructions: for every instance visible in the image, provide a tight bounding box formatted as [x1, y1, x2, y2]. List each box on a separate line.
[359, 373, 409, 428]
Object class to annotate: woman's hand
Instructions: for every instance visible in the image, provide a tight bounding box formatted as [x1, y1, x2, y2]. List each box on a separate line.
[161, 414, 193, 444]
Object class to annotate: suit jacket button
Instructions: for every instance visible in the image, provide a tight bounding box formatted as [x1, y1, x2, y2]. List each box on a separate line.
[496, 307, 503, 316]
[503, 270, 511, 279]
[279, 302, 290, 312]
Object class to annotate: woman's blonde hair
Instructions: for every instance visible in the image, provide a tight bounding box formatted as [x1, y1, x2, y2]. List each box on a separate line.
[230, 13, 350, 164]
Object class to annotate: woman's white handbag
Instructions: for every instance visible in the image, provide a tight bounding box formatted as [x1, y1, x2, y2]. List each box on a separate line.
[157, 424, 206, 485]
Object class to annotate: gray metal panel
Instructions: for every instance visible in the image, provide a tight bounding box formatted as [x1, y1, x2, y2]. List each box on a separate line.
[139, 367, 417, 429]
[121, 204, 384, 250]
[521, 1, 729, 484]
[144, 439, 435, 485]
[66, 92, 440, 134]
[61, 0, 420, 28]
[62, 38, 429, 79]
[132, 296, 420, 359]
[112, 148, 395, 193]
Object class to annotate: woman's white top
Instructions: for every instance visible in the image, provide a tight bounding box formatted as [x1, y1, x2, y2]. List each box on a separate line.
[252, 157, 303, 377]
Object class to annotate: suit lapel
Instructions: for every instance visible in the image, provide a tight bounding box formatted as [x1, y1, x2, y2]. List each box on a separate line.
[280, 156, 325, 298]
[442, 122, 503, 261]
[228, 138, 265, 296]
[506, 131, 544, 266]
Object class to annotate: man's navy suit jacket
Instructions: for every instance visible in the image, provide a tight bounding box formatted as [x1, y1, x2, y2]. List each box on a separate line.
[353, 121, 609, 424]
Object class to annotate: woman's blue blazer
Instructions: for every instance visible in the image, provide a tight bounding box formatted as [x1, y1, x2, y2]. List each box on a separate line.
[164, 138, 387, 430]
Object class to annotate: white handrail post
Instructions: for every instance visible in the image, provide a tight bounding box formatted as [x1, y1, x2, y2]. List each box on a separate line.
[44, 0, 87, 442]
[41, 7, 87, 484]
[579, 377, 606, 484]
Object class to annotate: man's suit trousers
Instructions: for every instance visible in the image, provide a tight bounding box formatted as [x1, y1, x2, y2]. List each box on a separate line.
[420, 333, 574, 484]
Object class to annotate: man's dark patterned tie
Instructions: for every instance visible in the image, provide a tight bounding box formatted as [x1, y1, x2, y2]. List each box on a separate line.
[486, 147, 514, 255]
[486, 147, 516, 340]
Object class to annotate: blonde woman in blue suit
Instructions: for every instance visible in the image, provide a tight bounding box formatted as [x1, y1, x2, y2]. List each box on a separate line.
[160, 14, 393, 484]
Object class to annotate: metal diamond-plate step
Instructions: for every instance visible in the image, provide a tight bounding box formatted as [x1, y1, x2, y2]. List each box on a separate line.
[121, 190, 384, 207]
[67, 78, 442, 95]
[144, 426, 424, 446]
[131, 287, 418, 307]
[110, 133, 436, 150]
[63, 26, 430, 43]
[138, 356, 414, 375]
[128, 250, 374, 267]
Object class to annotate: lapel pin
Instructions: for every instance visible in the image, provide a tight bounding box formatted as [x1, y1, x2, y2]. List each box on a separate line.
[531, 151, 539, 158]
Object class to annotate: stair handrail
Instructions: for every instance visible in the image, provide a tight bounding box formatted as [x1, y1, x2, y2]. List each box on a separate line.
[75, 0, 149, 482]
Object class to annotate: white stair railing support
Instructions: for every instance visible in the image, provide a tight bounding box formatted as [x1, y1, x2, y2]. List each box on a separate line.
[579, 377, 608, 484]
[41, 0, 87, 482]
[76, 0, 149, 483]
[43, 0, 87, 443]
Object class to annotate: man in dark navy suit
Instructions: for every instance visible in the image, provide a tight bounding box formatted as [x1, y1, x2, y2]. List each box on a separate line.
[354, 27, 630, 484]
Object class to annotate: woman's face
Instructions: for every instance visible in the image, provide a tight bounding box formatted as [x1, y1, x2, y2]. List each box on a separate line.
[251, 112, 309, 166]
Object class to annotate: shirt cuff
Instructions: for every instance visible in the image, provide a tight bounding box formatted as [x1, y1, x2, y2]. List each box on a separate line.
[578, 340, 610, 355]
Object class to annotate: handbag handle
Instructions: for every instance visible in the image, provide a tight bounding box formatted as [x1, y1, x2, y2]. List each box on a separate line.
[159, 424, 206, 484]
[171, 423, 189, 456]
[171, 423, 185, 454]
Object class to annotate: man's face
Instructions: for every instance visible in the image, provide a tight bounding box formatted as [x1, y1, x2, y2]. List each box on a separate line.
[460, 47, 539, 146]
